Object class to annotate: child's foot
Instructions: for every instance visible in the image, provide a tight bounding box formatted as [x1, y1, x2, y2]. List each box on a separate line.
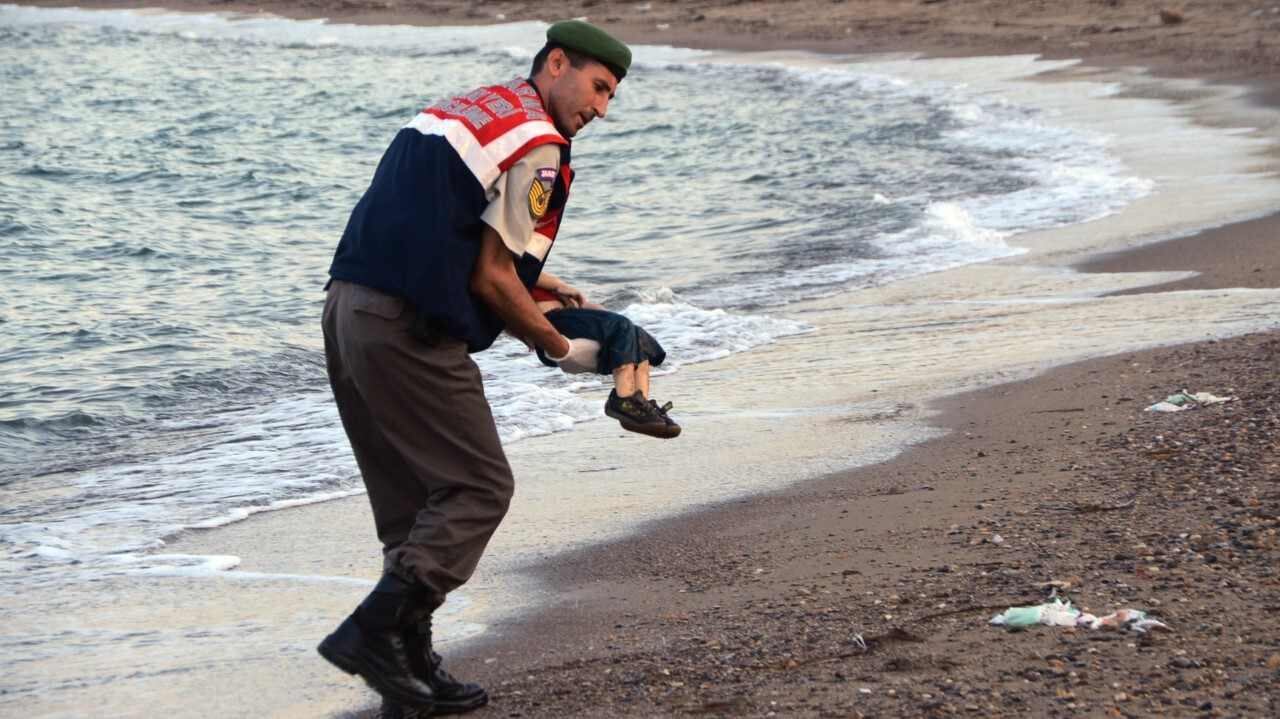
[604, 390, 681, 439]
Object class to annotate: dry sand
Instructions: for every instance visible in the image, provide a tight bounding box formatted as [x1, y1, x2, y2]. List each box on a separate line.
[14, 2, 1277, 716]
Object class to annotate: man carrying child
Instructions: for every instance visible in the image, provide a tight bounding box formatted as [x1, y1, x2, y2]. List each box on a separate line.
[315, 19, 675, 718]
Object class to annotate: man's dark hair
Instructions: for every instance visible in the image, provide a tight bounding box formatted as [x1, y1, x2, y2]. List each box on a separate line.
[530, 43, 592, 76]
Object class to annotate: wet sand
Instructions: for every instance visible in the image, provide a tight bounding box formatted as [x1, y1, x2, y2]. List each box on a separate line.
[1079, 211, 1280, 296]
[13, 2, 1278, 716]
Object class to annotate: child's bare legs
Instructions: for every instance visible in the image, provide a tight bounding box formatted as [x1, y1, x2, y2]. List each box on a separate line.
[611, 361, 651, 400]
[637, 361, 650, 399]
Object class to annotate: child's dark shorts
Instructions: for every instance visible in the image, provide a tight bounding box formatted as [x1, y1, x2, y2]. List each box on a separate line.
[536, 308, 666, 375]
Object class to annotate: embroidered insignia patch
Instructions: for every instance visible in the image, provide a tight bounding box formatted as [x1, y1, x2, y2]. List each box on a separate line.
[528, 170, 555, 219]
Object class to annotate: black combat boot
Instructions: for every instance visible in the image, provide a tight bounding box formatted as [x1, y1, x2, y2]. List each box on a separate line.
[377, 615, 488, 717]
[317, 573, 436, 711]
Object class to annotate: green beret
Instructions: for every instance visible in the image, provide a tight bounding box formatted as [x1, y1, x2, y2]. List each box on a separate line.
[546, 20, 632, 81]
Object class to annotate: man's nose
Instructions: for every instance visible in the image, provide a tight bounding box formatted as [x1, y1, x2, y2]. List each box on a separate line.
[594, 95, 610, 120]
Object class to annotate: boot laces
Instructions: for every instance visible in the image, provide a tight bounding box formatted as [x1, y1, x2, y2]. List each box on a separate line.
[649, 399, 673, 416]
[416, 616, 461, 684]
[428, 649, 462, 684]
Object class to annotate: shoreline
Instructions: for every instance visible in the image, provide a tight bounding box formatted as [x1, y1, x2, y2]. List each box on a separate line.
[455, 327, 1279, 717]
[1077, 211, 1280, 296]
[6, 3, 1277, 716]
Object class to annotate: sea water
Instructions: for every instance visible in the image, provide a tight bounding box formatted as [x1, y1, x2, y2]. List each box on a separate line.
[2, 6, 1278, 717]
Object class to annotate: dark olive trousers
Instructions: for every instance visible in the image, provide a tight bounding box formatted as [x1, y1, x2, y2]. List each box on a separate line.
[322, 280, 514, 606]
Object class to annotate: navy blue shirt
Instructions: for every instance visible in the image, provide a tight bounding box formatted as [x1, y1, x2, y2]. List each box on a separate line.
[329, 129, 500, 351]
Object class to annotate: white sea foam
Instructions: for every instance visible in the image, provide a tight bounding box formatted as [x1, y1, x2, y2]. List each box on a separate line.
[186, 488, 368, 530]
[699, 202, 1027, 309]
[621, 292, 814, 363]
[942, 109, 1154, 231]
[127, 553, 244, 574]
[885, 202, 1013, 254]
[658, 56, 1150, 308]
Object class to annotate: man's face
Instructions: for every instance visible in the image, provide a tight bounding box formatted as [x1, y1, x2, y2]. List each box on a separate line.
[543, 49, 618, 138]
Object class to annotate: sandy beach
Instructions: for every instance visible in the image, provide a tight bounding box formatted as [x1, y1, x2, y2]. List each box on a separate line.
[8, 2, 1278, 717]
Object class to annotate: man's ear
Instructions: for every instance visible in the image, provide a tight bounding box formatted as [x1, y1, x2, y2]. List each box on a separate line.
[546, 47, 567, 78]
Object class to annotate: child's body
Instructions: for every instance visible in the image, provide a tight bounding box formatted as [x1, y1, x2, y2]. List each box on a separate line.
[531, 271, 680, 439]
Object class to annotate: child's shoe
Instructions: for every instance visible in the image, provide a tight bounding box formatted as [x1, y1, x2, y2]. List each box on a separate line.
[648, 398, 681, 437]
[604, 390, 681, 439]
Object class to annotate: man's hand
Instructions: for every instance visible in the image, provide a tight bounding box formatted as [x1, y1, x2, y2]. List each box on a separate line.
[553, 282, 586, 309]
[536, 270, 587, 309]
[546, 336, 600, 374]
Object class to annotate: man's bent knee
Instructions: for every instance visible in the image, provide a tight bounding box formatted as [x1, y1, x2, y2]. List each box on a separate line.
[481, 474, 514, 522]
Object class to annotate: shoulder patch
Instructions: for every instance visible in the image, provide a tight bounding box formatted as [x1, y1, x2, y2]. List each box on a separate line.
[528, 168, 556, 219]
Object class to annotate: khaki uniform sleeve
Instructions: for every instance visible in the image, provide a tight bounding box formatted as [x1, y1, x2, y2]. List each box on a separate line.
[479, 144, 561, 257]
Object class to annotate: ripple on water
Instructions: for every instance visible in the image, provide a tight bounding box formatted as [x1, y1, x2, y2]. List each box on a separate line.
[17, 164, 75, 178]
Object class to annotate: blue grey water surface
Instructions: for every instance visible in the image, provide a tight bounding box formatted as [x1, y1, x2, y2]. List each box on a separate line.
[0, 7, 1148, 582]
